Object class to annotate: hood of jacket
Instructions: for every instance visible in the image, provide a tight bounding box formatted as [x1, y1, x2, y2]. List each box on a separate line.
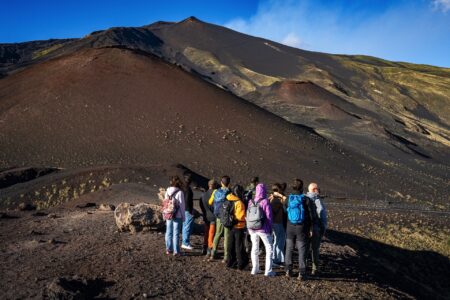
[166, 186, 181, 196]
[226, 193, 241, 202]
[254, 183, 267, 201]
[306, 192, 319, 199]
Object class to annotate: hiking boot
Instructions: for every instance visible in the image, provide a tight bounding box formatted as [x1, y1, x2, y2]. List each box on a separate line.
[238, 262, 249, 270]
[207, 252, 218, 261]
[272, 261, 281, 267]
[181, 244, 193, 250]
[285, 270, 293, 277]
[265, 271, 276, 277]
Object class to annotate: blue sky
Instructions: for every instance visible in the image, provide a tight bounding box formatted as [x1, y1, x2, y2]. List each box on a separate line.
[1, 0, 450, 67]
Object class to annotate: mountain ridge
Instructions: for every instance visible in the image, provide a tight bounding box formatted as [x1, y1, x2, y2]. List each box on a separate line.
[0, 17, 449, 207]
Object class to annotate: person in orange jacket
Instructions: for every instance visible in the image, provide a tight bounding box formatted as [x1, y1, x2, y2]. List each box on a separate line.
[225, 185, 249, 270]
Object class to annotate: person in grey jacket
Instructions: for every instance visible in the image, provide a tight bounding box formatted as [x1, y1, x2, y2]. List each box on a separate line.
[307, 182, 327, 275]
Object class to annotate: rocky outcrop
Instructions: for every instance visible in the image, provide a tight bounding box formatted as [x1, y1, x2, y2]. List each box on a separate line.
[114, 203, 163, 233]
[98, 203, 115, 211]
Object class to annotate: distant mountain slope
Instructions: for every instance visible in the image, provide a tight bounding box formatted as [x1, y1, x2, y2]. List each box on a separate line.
[0, 17, 449, 206]
[0, 47, 368, 197]
[1, 17, 448, 168]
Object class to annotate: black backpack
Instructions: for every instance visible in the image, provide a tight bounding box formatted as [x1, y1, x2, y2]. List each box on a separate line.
[219, 200, 235, 228]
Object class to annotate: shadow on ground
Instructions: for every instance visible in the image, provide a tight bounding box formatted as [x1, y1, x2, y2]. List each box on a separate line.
[320, 230, 450, 299]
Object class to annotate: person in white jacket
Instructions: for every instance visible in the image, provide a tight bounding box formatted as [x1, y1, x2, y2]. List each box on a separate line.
[307, 182, 327, 275]
[165, 176, 186, 256]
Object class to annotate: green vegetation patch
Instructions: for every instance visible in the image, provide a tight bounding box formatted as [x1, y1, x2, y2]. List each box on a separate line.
[32, 43, 64, 60]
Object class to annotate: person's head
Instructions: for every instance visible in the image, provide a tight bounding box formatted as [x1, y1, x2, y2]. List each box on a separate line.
[255, 183, 267, 200]
[232, 184, 245, 200]
[208, 179, 218, 189]
[308, 182, 319, 194]
[271, 183, 282, 193]
[169, 175, 182, 188]
[251, 176, 259, 185]
[292, 178, 304, 193]
[221, 175, 231, 188]
[184, 173, 192, 186]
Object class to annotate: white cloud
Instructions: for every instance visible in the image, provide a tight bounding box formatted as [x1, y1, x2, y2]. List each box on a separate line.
[281, 32, 302, 48]
[223, 0, 450, 67]
[433, 0, 450, 12]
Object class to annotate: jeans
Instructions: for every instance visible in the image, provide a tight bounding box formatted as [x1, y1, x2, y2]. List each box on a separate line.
[165, 218, 182, 254]
[182, 211, 194, 246]
[212, 218, 229, 260]
[226, 228, 248, 269]
[311, 226, 325, 271]
[250, 231, 273, 275]
[272, 223, 286, 264]
[285, 223, 309, 275]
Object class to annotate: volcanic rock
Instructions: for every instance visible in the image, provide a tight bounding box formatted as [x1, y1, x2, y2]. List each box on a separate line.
[18, 202, 36, 211]
[114, 203, 163, 233]
[98, 203, 115, 211]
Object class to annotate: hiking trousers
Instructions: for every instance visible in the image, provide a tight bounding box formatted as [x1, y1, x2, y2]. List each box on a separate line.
[165, 218, 182, 254]
[226, 227, 248, 269]
[203, 221, 216, 249]
[212, 218, 229, 260]
[285, 223, 309, 275]
[311, 226, 325, 271]
[272, 223, 286, 264]
[182, 211, 194, 246]
[250, 231, 273, 275]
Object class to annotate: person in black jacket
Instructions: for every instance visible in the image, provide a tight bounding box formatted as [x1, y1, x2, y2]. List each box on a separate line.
[181, 174, 194, 250]
[274, 178, 317, 280]
[200, 179, 219, 257]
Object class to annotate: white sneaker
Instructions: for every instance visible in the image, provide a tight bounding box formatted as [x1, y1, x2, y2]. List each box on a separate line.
[181, 244, 193, 250]
[251, 270, 262, 275]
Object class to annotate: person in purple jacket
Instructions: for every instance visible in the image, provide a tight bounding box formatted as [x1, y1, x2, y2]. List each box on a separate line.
[247, 183, 275, 277]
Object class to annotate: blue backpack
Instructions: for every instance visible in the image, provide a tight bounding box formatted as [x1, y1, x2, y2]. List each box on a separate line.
[213, 188, 230, 217]
[287, 194, 305, 224]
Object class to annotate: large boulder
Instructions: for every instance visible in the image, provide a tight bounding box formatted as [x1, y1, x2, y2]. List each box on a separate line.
[114, 203, 163, 233]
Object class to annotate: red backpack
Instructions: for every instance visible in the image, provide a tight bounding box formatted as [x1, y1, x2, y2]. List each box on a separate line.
[161, 190, 180, 220]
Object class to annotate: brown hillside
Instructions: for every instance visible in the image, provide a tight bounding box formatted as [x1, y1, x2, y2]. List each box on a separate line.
[0, 47, 365, 197]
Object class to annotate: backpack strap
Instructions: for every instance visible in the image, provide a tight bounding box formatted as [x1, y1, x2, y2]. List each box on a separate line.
[169, 189, 179, 199]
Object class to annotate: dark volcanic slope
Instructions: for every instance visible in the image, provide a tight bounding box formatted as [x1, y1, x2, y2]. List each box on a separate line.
[1, 47, 446, 205]
[1, 17, 449, 170]
[0, 47, 356, 193]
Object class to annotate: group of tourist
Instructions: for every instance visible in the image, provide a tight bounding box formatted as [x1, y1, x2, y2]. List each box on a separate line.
[161, 175, 327, 280]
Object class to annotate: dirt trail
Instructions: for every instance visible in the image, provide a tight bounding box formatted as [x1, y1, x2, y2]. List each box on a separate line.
[1, 184, 448, 299]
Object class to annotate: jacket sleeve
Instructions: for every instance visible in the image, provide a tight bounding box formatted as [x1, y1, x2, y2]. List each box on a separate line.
[178, 191, 186, 222]
[303, 197, 313, 232]
[199, 193, 206, 213]
[315, 198, 323, 218]
[234, 201, 246, 222]
[316, 198, 327, 229]
[208, 190, 216, 206]
[264, 200, 273, 229]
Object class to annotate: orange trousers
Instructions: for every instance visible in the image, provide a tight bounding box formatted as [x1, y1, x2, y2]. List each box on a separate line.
[204, 223, 216, 249]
